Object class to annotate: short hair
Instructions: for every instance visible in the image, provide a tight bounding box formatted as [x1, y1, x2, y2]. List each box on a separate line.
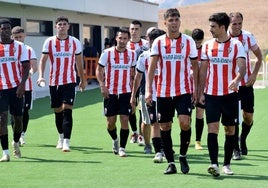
[229, 12, 243, 20]
[131, 20, 142, 27]
[209, 12, 230, 32]
[148, 29, 166, 41]
[12, 26, 24, 34]
[191, 28, 204, 40]
[0, 18, 11, 25]
[116, 28, 130, 38]
[55, 16, 69, 24]
[164, 8, 180, 20]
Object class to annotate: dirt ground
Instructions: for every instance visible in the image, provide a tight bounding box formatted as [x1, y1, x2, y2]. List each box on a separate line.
[158, 0, 268, 52]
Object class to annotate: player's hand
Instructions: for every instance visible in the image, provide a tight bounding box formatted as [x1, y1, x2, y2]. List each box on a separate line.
[37, 78, 46, 87]
[100, 86, 109, 99]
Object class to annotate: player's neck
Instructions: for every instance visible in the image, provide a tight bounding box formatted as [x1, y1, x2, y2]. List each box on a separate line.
[167, 32, 181, 39]
[216, 34, 230, 43]
[0, 37, 13, 44]
[57, 33, 68, 40]
[130, 37, 141, 43]
[115, 46, 126, 52]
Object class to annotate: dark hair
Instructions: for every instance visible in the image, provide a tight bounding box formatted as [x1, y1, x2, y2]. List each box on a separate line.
[55, 16, 69, 24]
[0, 18, 11, 25]
[191, 28, 204, 40]
[148, 29, 166, 41]
[209, 12, 230, 32]
[164, 8, 180, 20]
[229, 12, 243, 20]
[131, 20, 142, 27]
[12, 26, 25, 34]
[116, 28, 130, 38]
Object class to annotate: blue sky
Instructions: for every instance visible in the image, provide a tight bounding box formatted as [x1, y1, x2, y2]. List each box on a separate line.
[148, 0, 214, 8]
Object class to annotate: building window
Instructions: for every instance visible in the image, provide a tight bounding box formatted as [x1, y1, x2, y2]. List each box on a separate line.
[26, 20, 53, 36]
[0, 17, 21, 27]
[68, 23, 79, 40]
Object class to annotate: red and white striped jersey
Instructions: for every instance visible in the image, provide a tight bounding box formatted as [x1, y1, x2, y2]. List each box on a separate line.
[0, 41, 29, 90]
[42, 35, 82, 86]
[98, 47, 136, 95]
[201, 38, 246, 96]
[136, 50, 158, 101]
[24, 45, 37, 91]
[127, 38, 149, 51]
[150, 34, 198, 97]
[229, 30, 258, 86]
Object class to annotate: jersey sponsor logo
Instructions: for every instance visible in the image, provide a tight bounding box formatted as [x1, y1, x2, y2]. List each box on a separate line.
[0, 56, 17, 63]
[111, 64, 132, 70]
[162, 54, 185, 61]
[210, 57, 232, 64]
[53, 52, 72, 57]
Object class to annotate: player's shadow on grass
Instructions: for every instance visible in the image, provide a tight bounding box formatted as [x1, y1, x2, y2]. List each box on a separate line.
[30, 88, 102, 120]
[21, 156, 101, 163]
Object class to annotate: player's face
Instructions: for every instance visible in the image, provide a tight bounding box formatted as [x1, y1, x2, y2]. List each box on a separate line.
[0, 23, 12, 39]
[230, 16, 243, 36]
[165, 15, 181, 34]
[55, 21, 69, 34]
[116, 32, 129, 50]
[209, 21, 221, 38]
[194, 39, 203, 48]
[129, 24, 141, 39]
[12, 32, 25, 42]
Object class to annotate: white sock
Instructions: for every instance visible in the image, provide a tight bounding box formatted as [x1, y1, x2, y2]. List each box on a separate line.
[3, 150, 9, 155]
[59, 133, 64, 140]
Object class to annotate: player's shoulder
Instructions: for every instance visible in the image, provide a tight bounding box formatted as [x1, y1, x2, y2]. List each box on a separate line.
[241, 29, 253, 36]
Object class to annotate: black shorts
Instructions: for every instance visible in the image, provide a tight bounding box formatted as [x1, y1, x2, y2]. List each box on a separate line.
[157, 94, 192, 123]
[49, 83, 76, 108]
[205, 92, 239, 126]
[104, 93, 132, 116]
[238, 86, 254, 113]
[0, 87, 23, 116]
[24, 90, 32, 110]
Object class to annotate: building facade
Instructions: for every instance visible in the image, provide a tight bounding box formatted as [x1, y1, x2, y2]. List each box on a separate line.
[0, 0, 158, 97]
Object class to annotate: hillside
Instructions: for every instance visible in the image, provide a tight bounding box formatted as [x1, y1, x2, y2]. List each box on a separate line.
[158, 0, 268, 53]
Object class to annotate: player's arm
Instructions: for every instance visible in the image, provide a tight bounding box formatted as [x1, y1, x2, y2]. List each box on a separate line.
[17, 60, 30, 98]
[96, 64, 109, 99]
[145, 55, 158, 105]
[229, 57, 246, 91]
[29, 58, 38, 76]
[76, 53, 87, 91]
[130, 70, 143, 107]
[190, 57, 199, 104]
[247, 46, 262, 86]
[198, 59, 208, 104]
[37, 53, 48, 86]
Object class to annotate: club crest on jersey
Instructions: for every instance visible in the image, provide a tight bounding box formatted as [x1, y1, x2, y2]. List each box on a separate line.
[114, 56, 130, 62]
[228, 47, 232, 54]
[12, 47, 17, 53]
[241, 40, 246, 47]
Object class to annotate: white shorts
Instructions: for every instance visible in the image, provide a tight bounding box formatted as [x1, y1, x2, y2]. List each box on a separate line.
[139, 94, 151, 125]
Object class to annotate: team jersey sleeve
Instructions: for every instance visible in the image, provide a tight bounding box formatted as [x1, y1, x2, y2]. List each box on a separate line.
[189, 37, 198, 59]
[136, 52, 146, 73]
[41, 37, 51, 54]
[27, 45, 37, 60]
[73, 37, 82, 55]
[20, 43, 29, 63]
[98, 50, 108, 67]
[236, 40, 246, 59]
[150, 38, 160, 56]
[249, 33, 258, 51]
[201, 41, 209, 61]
